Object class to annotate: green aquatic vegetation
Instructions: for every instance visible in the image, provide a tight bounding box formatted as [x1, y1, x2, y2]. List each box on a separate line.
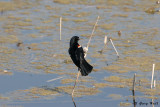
[119, 102, 131, 106]
[0, 95, 9, 100]
[110, 84, 125, 88]
[103, 65, 130, 73]
[56, 85, 73, 95]
[29, 43, 41, 51]
[35, 26, 55, 30]
[114, 56, 160, 72]
[61, 79, 74, 84]
[53, 0, 74, 4]
[123, 49, 146, 55]
[62, 13, 71, 16]
[145, 96, 158, 99]
[62, 18, 70, 21]
[93, 83, 109, 88]
[8, 15, 22, 20]
[68, 8, 76, 12]
[133, 16, 144, 20]
[92, 68, 100, 72]
[75, 86, 101, 97]
[3, 24, 15, 29]
[29, 34, 37, 38]
[45, 5, 54, 10]
[56, 85, 101, 97]
[23, 18, 32, 22]
[133, 31, 150, 35]
[25, 87, 58, 96]
[19, 12, 31, 15]
[39, 30, 51, 34]
[0, 1, 31, 12]
[50, 15, 60, 18]
[112, 14, 128, 18]
[145, 7, 156, 14]
[91, 53, 105, 58]
[120, 7, 137, 12]
[136, 86, 160, 96]
[100, 23, 115, 30]
[63, 59, 73, 64]
[54, 54, 69, 59]
[4, 29, 14, 33]
[0, 70, 13, 75]
[35, 65, 45, 69]
[14, 21, 32, 26]
[0, 47, 16, 54]
[0, 35, 19, 44]
[104, 76, 133, 88]
[104, 76, 132, 83]
[96, 5, 109, 9]
[115, 43, 136, 47]
[61, 78, 92, 84]
[108, 94, 122, 100]
[53, 0, 92, 5]
[42, 19, 53, 24]
[73, 19, 88, 23]
[74, 12, 91, 17]
[35, 63, 61, 71]
[144, 40, 160, 46]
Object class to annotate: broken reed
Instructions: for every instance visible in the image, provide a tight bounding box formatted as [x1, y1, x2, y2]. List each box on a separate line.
[132, 73, 136, 107]
[85, 16, 100, 57]
[151, 64, 155, 89]
[109, 38, 119, 57]
[132, 73, 136, 91]
[60, 16, 62, 40]
[100, 36, 107, 54]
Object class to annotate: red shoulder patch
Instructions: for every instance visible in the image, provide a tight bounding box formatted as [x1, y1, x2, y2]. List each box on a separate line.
[77, 45, 81, 48]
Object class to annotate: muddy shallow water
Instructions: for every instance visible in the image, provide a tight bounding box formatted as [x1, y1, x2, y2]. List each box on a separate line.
[0, 0, 160, 107]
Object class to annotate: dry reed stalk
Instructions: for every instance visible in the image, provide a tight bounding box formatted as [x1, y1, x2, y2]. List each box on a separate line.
[85, 16, 99, 57]
[47, 76, 64, 82]
[99, 36, 108, 54]
[151, 64, 155, 88]
[60, 17, 62, 40]
[132, 73, 136, 107]
[132, 73, 136, 91]
[71, 16, 100, 106]
[154, 80, 156, 88]
[151, 64, 155, 89]
[72, 71, 80, 107]
[109, 38, 119, 57]
[104, 36, 107, 45]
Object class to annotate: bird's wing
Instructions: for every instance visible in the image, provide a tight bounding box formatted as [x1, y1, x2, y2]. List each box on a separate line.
[69, 47, 80, 68]
[76, 47, 93, 76]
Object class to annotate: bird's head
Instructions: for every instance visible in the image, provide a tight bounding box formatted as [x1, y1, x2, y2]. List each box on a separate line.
[70, 36, 80, 46]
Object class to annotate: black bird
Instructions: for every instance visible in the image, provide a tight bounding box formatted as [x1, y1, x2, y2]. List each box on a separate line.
[68, 36, 93, 76]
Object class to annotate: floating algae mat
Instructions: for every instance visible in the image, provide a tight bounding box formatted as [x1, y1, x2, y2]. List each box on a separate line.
[0, 0, 160, 107]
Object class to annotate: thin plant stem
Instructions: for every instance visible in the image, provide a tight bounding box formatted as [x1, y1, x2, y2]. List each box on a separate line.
[132, 73, 136, 107]
[85, 16, 99, 57]
[132, 73, 136, 91]
[47, 76, 64, 82]
[151, 64, 155, 89]
[100, 36, 108, 54]
[109, 38, 119, 57]
[71, 16, 100, 107]
[60, 17, 62, 40]
[72, 71, 80, 107]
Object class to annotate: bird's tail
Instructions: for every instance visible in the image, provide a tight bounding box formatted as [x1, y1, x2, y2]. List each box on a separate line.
[80, 59, 93, 76]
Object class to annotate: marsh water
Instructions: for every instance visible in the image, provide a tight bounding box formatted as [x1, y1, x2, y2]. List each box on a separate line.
[0, 0, 160, 107]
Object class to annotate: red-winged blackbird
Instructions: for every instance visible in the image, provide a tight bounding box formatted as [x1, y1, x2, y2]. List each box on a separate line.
[68, 36, 93, 76]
